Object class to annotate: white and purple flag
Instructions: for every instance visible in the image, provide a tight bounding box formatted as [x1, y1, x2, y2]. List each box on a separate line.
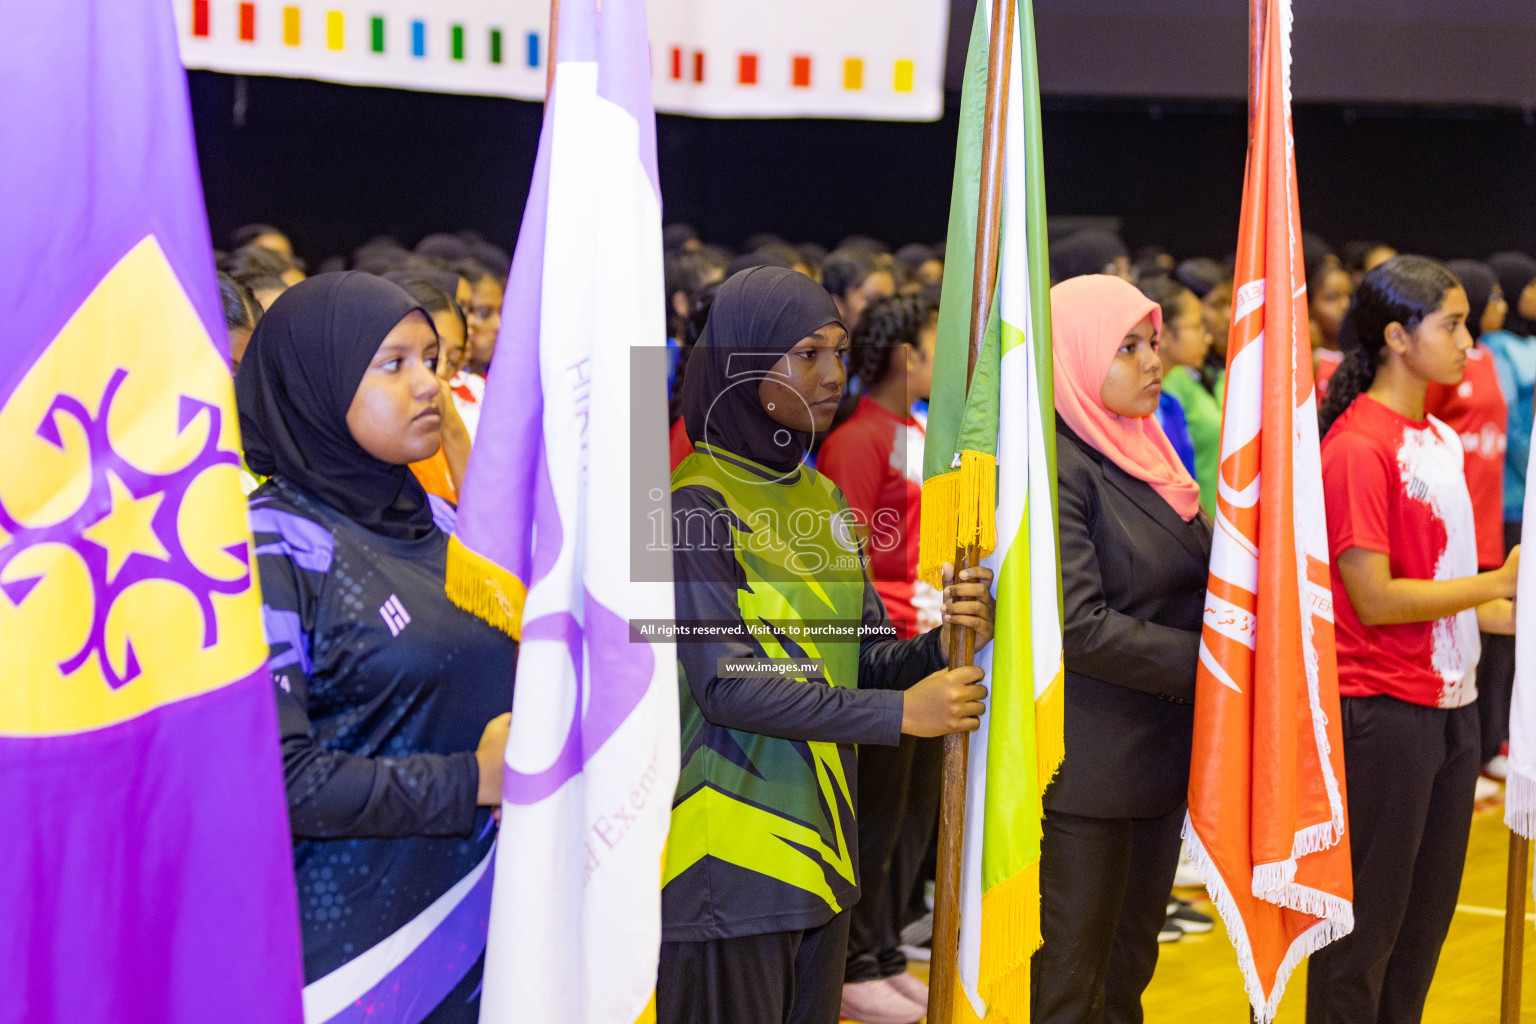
[445, 0, 679, 1021]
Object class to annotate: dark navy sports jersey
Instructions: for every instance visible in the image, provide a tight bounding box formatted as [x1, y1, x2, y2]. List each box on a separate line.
[250, 477, 515, 1022]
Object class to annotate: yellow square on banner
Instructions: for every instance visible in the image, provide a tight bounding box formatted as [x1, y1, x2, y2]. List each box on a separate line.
[326, 11, 344, 50]
[893, 59, 915, 93]
[282, 6, 300, 46]
[843, 58, 864, 91]
[0, 236, 268, 736]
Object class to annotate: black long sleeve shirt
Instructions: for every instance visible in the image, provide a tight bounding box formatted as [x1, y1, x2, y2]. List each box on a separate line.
[251, 479, 515, 996]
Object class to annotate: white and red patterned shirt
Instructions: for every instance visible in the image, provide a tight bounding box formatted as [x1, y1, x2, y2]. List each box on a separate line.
[448, 369, 484, 443]
[1323, 395, 1481, 708]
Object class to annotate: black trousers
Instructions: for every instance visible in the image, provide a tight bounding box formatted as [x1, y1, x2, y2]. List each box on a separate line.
[846, 735, 943, 983]
[1031, 804, 1185, 1024]
[656, 912, 850, 1024]
[1305, 696, 1479, 1024]
[1478, 631, 1515, 764]
[1477, 520, 1523, 765]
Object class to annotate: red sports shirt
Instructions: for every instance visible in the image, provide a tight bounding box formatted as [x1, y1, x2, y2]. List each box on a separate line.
[1322, 395, 1481, 708]
[817, 396, 936, 639]
[669, 416, 692, 472]
[1313, 348, 1342, 403]
[1425, 344, 1508, 569]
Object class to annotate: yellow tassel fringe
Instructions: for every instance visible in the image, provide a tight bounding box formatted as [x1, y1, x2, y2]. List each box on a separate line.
[918, 470, 958, 589]
[917, 450, 998, 588]
[444, 534, 528, 640]
[957, 449, 998, 556]
[1035, 667, 1066, 795]
[949, 859, 1043, 1024]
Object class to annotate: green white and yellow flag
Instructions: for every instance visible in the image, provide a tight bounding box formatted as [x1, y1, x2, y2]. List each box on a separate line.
[918, 0, 1062, 1019]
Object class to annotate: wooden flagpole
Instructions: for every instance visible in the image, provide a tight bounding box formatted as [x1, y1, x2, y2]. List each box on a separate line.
[545, 0, 561, 100]
[926, 0, 1014, 1019]
[1502, 830, 1529, 1023]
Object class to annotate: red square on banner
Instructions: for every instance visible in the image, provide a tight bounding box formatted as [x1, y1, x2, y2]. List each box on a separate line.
[792, 56, 812, 88]
[738, 54, 758, 86]
[238, 2, 256, 41]
[693, 51, 705, 83]
[192, 0, 210, 37]
[670, 47, 682, 80]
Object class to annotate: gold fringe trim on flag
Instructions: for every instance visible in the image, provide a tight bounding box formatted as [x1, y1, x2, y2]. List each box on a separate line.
[1035, 666, 1066, 794]
[917, 450, 998, 588]
[956, 449, 998, 558]
[950, 858, 1043, 1024]
[918, 469, 959, 588]
[444, 533, 527, 640]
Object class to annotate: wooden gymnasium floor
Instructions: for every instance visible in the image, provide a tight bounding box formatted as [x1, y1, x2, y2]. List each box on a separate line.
[856, 786, 1535, 1023]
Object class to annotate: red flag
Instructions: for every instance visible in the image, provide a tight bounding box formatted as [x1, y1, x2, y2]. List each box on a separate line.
[1183, 1, 1354, 1019]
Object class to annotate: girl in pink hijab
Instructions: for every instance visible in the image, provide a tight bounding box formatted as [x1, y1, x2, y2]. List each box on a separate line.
[1033, 275, 1212, 1023]
[1051, 274, 1201, 520]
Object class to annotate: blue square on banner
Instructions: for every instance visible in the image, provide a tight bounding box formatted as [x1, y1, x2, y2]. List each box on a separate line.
[411, 20, 425, 58]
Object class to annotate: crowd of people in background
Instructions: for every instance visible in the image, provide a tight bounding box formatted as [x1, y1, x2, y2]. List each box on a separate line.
[219, 216, 1536, 1024]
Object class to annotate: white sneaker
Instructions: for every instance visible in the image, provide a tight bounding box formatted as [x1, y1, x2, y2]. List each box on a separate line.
[1475, 775, 1503, 803]
[1167, 897, 1215, 934]
[1173, 841, 1204, 888]
[1484, 755, 1510, 781]
[898, 911, 932, 963]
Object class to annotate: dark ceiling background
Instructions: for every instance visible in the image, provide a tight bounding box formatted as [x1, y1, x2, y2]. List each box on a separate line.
[189, 2, 1536, 269]
[951, 0, 1536, 106]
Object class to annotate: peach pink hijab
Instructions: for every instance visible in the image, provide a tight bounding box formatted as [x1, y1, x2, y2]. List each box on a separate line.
[1051, 274, 1202, 521]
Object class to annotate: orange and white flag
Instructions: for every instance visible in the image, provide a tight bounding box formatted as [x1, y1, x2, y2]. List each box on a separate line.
[1182, 1, 1354, 1019]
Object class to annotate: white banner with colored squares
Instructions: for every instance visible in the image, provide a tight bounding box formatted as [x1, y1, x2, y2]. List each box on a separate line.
[176, 0, 950, 120]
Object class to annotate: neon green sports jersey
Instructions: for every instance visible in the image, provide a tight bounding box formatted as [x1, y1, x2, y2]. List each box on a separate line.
[662, 443, 944, 941]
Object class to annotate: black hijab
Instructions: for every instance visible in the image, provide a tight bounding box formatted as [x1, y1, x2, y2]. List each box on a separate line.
[680, 266, 842, 475]
[235, 272, 439, 540]
[1050, 229, 1128, 282]
[1489, 252, 1536, 336]
[1446, 260, 1496, 339]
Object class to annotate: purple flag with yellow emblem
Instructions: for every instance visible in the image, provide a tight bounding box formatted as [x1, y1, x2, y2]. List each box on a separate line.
[0, 1, 305, 1022]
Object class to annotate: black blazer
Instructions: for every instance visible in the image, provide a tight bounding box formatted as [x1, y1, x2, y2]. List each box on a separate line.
[1045, 419, 1213, 819]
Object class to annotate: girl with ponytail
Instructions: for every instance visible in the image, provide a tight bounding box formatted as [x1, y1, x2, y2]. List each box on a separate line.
[1307, 256, 1520, 1023]
[818, 292, 943, 1020]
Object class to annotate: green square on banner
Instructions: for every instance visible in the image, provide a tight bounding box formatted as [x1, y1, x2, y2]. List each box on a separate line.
[489, 28, 503, 65]
[451, 24, 464, 61]
[370, 16, 384, 53]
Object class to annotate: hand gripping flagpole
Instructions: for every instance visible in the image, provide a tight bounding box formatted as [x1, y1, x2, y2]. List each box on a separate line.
[927, 0, 1013, 1019]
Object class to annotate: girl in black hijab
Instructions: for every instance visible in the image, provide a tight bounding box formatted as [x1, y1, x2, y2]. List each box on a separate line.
[677, 265, 840, 474]
[1489, 251, 1536, 338]
[659, 266, 996, 1024]
[236, 272, 514, 1023]
[1049, 228, 1131, 283]
[237, 272, 441, 538]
